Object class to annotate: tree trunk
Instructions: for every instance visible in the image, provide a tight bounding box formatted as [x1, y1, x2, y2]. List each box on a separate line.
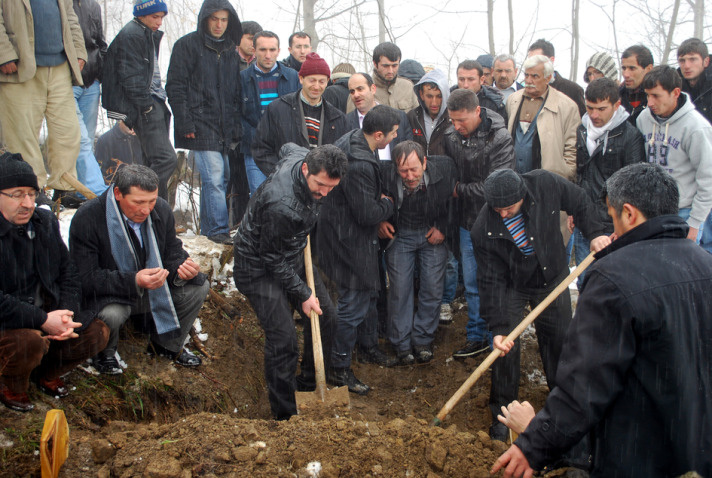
[569, 0, 580, 81]
[377, 0, 386, 44]
[662, 0, 681, 65]
[508, 0, 514, 55]
[303, 0, 319, 52]
[693, 0, 704, 39]
[487, 0, 495, 55]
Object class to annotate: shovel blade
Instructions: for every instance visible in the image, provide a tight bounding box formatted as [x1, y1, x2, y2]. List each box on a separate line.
[295, 385, 350, 415]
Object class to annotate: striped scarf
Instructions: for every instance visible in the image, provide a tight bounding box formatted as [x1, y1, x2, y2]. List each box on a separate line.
[503, 212, 534, 256]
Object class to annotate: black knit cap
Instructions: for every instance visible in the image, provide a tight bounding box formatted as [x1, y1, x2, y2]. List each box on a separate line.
[484, 169, 525, 208]
[0, 152, 39, 191]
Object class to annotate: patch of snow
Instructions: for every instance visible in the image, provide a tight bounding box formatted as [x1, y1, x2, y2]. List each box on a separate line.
[304, 462, 322, 477]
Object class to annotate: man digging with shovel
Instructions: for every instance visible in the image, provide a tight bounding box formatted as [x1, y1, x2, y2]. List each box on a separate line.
[471, 169, 610, 444]
[233, 144, 347, 420]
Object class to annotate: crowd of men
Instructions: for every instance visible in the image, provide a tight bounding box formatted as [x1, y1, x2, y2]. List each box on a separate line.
[1, 0, 711, 476]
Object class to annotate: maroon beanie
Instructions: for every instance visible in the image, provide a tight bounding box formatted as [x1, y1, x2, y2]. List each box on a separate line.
[299, 53, 330, 78]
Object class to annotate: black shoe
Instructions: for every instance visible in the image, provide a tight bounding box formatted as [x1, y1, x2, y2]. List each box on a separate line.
[296, 373, 316, 392]
[357, 346, 397, 367]
[490, 422, 509, 442]
[452, 340, 490, 359]
[395, 350, 415, 366]
[147, 342, 202, 367]
[52, 190, 85, 209]
[93, 354, 123, 375]
[326, 367, 370, 395]
[207, 233, 233, 245]
[35, 190, 54, 208]
[413, 345, 433, 363]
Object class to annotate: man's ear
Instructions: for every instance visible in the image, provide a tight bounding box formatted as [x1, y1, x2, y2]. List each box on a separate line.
[622, 203, 640, 227]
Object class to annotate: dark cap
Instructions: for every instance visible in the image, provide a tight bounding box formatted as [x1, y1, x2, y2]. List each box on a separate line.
[484, 169, 525, 208]
[0, 152, 39, 191]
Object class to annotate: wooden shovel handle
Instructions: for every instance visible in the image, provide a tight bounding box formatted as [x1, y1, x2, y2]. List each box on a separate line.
[304, 236, 327, 401]
[433, 251, 596, 425]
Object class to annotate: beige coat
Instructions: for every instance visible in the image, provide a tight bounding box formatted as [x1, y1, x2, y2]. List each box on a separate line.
[0, 0, 86, 85]
[506, 87, 580, 181]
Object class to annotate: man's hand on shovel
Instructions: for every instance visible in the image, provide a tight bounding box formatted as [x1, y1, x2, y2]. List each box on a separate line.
[493, 335, 515, 357]
[302, 293, 322, 317]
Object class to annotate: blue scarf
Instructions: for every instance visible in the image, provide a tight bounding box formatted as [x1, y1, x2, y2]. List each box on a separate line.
[106, 188, 179, 334]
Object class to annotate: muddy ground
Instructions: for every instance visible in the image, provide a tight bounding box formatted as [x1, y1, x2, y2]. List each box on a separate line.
[0, 235, 567, 478]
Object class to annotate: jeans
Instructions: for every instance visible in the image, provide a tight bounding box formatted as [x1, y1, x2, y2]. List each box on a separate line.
[461, 227, 491, 343]
[244, 154, 267, 194]
[678, 207, 712, 254]
[73, 81, 108, 197]
[194, 150, 230, 237]
[386, 228, 448, 352]
[442, 251, 459, 304]
[332, 287, 378, 369]
[133, 98, 178, 200]
[566, 227, 590, 288]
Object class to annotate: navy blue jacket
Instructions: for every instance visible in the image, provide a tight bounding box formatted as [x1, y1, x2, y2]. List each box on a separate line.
[240, 63, 299, 156]
[166, 0, 242, 153]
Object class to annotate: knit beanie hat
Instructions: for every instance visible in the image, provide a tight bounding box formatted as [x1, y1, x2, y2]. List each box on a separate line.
[476, 54, 494, 69]
[584, 52, 618, 83]
[134, 0, 168, 17]
[484, 169, 526, 208]
[299, 53, 330, 78]
[0, 152, 39, 191]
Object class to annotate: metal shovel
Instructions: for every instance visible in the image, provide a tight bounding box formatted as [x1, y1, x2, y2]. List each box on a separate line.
[295, 236, 350, 412]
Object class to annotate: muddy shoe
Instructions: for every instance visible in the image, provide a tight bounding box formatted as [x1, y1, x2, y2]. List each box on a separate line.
[36, 376, 69, 398]
[357, 346, 397, 367]
[490, 422, 509, 443]
[207, 233, 233, 245]
[93, 354, 123, 375]
[452, 340, 490, 359]
[413, 345, 433, 363]
[326, 367, 370, 395]
[0, 382, 34, 412]
[439, 303, 453, 324]
[394, 350, 415, 365]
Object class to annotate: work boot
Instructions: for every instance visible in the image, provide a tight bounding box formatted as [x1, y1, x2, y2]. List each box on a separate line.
[357, 346, 397, 367]
[452, 340, 490, 359]
[326, 367, 370, 395]
[0, 382, 34, 412]
[394, 350, 415, 366]
[207, 233, 233, 245]
[439, 303, 453, 324]
[413, 345, 433, 363]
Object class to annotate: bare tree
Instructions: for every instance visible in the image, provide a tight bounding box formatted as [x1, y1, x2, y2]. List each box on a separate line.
[688, 0, 705, 39]
[508, 0, 515, 55]
[570, 0, 580, 81]
[487, 0, 495, 55]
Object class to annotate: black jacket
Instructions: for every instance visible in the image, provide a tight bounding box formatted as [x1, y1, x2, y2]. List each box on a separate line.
[680, 56, 712, 125]
[478, 85, 508, 123]
[233, 144, 317, 303]
[516, 215, 712, 477]
[0, 209, 88, 330]
[252, 91, 350, 176]
[166, 0, 242, 153]
[576, 120, 645, 232]
[73, 0, 106, 86]
[280, 54, 302, 73]
[407, 107, 450, 156]
[69, 190, 206, 319]
[472, 170, 607, 336]
[619, 85, 648, 125]
[551, 71, 586, 116]
[102, 18, 164, 128]
[346, 108, 413, 150]
[443, 107, 515, 230]
[322, 77, 350, 113]
[94, 122, 144, 182]
[316, 129, 395, 290]
[380, 155, 459, 253]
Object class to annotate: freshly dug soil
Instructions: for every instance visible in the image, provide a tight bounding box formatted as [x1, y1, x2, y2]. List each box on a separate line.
[0, 236, 556, 477]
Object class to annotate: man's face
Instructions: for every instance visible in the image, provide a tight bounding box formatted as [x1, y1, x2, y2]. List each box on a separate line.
[114, 186, 158, 224]
[348, 74, 377, 113]
[493, 59, 518, 90]
[255, 37, 280, 72]
[300, 74, 328, 103]
[586, 67, 604, 83]
[528, 48, 553, 63]
[301, 163, 340, 200]
[494, 199, 524, 219]
[374, 56, 400, 82]
[288, 36, 311, 63]
[419, 83, 443, 118]
[644, 84, 681, 118]
[448, 107, 481, 137]
[376, 125, 399, 149]
[206, 9, 228, 39]
[523, 63, 551, 98]
[621, 55, 652, 90]
[457, 68, 482, 93]
[138, 12, 165, 31]
[586, 98, 620, 128]
[678, 53, 709, 82]
[238, 33, 255, 57]
[396, 151, 427, 191]
[481, 67, 493, 86]
[0, 186, 36, 225]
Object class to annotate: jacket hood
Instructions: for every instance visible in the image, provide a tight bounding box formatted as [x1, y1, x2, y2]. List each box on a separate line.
[414, 69, 450, 120]
[197, 0, 242, 45]
[399, 59, 425, 83]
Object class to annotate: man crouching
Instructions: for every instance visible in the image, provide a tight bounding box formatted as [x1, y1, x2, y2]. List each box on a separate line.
[233, 144, 347, 420]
